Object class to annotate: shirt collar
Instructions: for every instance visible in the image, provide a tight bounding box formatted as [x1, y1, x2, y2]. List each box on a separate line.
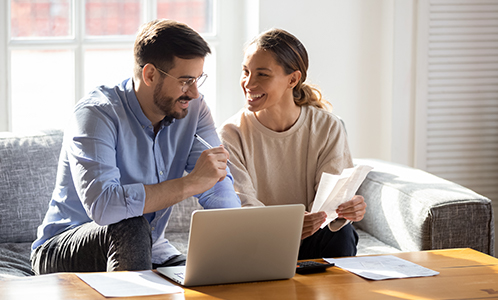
[126, 79, 153, 129]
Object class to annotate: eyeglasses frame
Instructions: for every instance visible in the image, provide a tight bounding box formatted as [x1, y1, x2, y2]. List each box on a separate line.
[146, 64, 207, 93]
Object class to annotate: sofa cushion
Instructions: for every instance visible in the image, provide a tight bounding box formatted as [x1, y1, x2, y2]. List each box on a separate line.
[0, 130, 63, 244]
[164, 196, 202, 255]
[165, 196, 203, 234]
[355, 229, 401, 256]
[0, 243, 33, 278]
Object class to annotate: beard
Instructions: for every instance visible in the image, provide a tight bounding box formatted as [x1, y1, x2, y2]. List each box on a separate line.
[153, 80, 190, 120]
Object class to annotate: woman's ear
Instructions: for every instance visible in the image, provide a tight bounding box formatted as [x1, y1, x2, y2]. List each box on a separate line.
[289, 70, 302, 89]
[142, 63, 157, 87]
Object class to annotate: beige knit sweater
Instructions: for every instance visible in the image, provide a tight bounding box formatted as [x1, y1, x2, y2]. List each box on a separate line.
[219, 105, 353, 215]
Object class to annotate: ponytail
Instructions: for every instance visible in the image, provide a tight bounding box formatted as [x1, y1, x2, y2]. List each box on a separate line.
[294, 82, 333, 112]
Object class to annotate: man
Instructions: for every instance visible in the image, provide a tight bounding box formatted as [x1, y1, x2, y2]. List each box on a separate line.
[31, 19, 240, 274]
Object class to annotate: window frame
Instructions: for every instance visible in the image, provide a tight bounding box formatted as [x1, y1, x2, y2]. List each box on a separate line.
[0, 0, 229, 132]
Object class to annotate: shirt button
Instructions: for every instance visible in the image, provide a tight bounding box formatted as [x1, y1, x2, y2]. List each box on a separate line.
[159, 171, 163, 175]
[151, 227, 155, 231]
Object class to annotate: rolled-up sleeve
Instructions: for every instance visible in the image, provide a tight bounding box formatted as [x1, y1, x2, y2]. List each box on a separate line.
[68, 105, 146, 225]
[196, 172, 241, 209]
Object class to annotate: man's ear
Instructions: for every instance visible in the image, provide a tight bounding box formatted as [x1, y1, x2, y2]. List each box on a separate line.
[142, 63, 157, 87]
[289, 70, 302, 89]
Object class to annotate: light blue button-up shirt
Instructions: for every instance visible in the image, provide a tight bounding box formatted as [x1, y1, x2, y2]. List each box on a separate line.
[32, 78, 240, 264]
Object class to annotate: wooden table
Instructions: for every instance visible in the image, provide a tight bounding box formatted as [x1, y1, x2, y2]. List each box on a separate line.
[1, 248, 497, 299]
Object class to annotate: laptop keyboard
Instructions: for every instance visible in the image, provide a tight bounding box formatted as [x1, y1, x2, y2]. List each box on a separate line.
[174, 272, 185, 280]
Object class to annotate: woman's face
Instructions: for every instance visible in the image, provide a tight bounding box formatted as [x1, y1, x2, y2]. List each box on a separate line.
[240, 44, 295, 112]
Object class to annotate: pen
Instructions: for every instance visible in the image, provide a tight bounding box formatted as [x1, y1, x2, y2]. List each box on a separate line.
[194, 134, 232, 165]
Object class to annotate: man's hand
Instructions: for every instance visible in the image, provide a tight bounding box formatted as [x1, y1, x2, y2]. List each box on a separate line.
[143, 146, 230, 214]
[336, 195, 366, 222]
[302, 211, 326, 240]
[187, 145, 230, 191]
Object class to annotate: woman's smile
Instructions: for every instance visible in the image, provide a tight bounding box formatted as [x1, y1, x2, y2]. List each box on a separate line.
[246, 93, 266, 102]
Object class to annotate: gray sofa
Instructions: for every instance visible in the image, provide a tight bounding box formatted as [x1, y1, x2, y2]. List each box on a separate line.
[0, 130, 494, 278]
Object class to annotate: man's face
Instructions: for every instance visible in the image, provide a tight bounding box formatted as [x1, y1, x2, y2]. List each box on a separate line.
[153, 57, 204, 119]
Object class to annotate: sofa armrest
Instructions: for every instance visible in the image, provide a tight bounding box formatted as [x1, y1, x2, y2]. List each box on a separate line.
[354, 158, 495, 256]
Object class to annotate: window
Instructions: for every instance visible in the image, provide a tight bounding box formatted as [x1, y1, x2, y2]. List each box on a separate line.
[3, 0, 217, 132]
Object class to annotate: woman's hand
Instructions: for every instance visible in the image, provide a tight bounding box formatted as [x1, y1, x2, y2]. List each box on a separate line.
[336, 195, 366, 222]
[302, 211, 326, 240]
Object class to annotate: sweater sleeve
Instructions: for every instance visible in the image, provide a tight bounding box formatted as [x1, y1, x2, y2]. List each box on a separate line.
[313, 115, 354, 193]
[218, 121, 265, 207]
[313, 112, 354, 232]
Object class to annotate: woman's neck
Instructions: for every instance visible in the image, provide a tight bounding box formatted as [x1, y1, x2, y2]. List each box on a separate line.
[254, 102, 301, 132]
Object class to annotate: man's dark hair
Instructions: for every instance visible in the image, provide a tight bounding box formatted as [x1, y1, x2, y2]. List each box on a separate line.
[133, 19, 211, 78]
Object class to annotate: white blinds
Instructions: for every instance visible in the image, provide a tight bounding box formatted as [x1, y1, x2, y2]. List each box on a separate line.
[418, 0, 498, 201]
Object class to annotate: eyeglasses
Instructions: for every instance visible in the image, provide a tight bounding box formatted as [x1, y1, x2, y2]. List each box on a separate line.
[155, 66, 207, 93]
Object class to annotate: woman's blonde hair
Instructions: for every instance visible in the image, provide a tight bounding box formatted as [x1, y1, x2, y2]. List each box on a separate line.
[248, 28, 332, 111]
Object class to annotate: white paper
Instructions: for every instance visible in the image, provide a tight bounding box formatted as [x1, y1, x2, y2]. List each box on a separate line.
[324, 255, 439, 280]
[311, 165, 373, 228]
[77, 270, 184, 297]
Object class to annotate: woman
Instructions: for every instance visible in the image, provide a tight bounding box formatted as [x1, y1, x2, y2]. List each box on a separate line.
[219, 28, 366, 259]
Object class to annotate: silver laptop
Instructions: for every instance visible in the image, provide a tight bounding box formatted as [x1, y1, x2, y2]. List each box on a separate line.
[157, 204, 304, 287]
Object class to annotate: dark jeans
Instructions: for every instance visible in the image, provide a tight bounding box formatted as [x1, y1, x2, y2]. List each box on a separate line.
[298, 223, 358, 260]
[31, 216, 185, 275]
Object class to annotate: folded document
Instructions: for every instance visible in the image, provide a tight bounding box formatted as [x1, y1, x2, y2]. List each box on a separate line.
[311, 165, 373, 228]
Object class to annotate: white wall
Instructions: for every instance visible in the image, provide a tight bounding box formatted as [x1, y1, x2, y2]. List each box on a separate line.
[0, 1, 8, 131]
[212, 0, 250, 126]
[231, 0, 395, 161]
